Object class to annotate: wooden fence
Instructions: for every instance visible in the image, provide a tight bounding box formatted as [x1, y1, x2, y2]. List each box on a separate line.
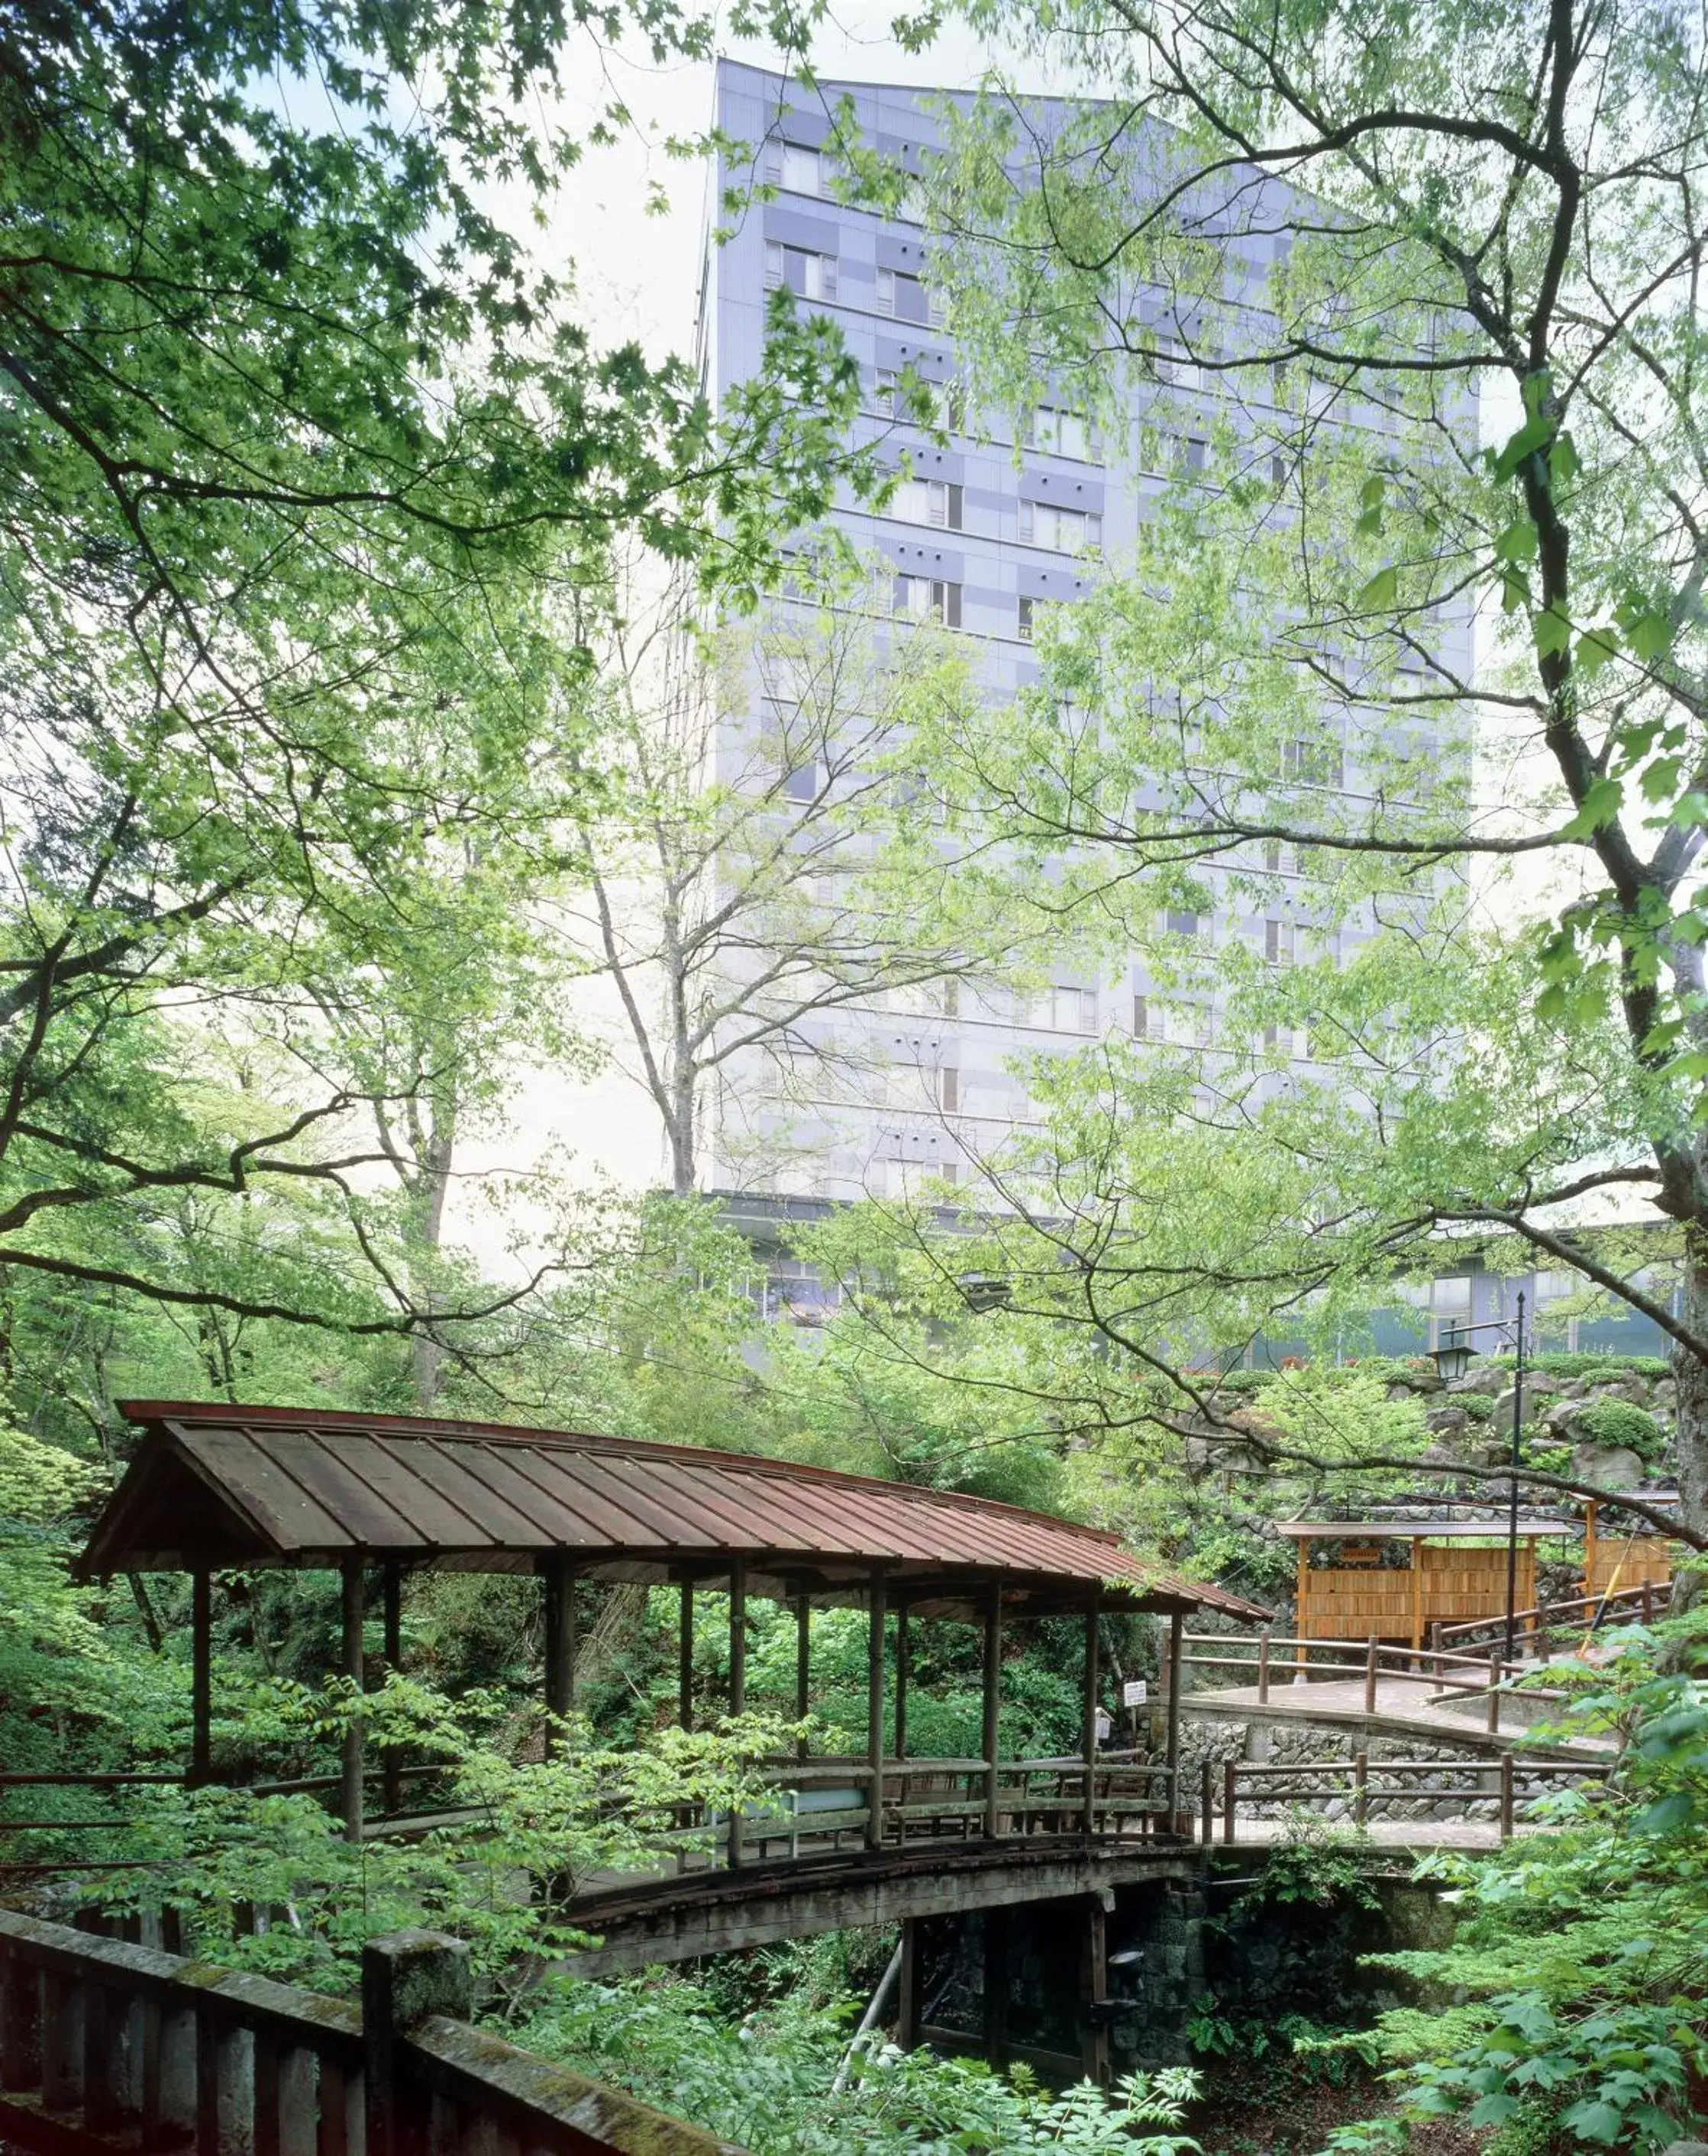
[1176, 1631, 1547, 1732]
[0, 1909, 745, 2154]
[1196, 1753, 1612, 1845]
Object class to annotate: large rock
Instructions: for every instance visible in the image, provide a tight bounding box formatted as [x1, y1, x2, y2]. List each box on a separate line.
[1448, 1367, 1508, 1397]
[1491, 1387, 1546, 1426]
[1571, 1441, 1645, 1490]
[1423, 1405, 1471, 1439]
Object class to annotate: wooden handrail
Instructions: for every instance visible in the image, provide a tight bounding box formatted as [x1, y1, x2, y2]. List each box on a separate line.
[0, 1910, 743, 2155]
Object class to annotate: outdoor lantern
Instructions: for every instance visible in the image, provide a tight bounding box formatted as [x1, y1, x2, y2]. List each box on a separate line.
[1429, 1327, 1474, 1384]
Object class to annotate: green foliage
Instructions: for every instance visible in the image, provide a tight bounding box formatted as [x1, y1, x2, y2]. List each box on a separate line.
[89, 1677, 793, 2007]
[1340, 1601, 1708, 2151]
[1235, 1822, 1383, 1916]
[1565, 1403, 1667, 1464]
[515, 1972, 1203, 2155]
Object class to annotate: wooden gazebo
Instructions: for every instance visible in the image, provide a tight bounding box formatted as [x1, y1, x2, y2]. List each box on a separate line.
[79, 1402, 1267, 1844]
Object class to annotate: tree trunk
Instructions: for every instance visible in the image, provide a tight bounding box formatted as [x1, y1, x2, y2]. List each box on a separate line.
[410, 1118, 456, 1411]
[1670, 1230, 1708, 1610]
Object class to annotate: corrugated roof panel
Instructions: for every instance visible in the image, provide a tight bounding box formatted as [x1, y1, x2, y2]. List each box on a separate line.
[79, 1403, 1269, 1621]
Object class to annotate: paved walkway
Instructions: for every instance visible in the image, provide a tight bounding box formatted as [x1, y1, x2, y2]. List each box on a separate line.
[1183, 1676, 1613, 1757]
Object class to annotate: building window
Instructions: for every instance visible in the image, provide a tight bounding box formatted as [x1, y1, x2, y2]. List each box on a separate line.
[1025, 407, 1099, 460]
[892, 477, 963, 529]
[893, 574, 961, 627]
[877, 265, 943, 325]
[1182, 436, 1208, 473]
[1016, 594, 1034, 642]
[764, 140, 835, 195]
[939, 1067, 960, 1113]
[1049, 985, 1098, 1034]
[1132, 995, 1161, 1041]
[1282, 737, 1345, 788]
[1145, 332, 1201, 389]
[783, 760, 819, 803]
[1164, 908, 1205, 941]
[1019, 499, 1101, 552]
[764, 242, 838, 302]
[1264, 918, 1294, 966]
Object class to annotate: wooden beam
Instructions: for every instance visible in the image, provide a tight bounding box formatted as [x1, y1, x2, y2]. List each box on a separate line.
[382, 1562, 402, 1815]
[1294, 1541, 1309, 1677]
[795, 1589, 810, 1761]
[866, 1569, 887, 1852]
[896, 1918, 920, 2051]
[1164, 1611, 1183, 1827]
[893, 1602, 909, 1764]
[1080, 1593, 1099, 1836]
[679, 1579, 695, 1735]
[542, 1559, 576, 1758]
[189, 1570, 211, 1785]
[341, 1561, 365, 1845]
[982, 1583, 1003, 1840]
[728, 1563, 747, 1870]
[1080, 1897, 1109, 2085]
[728, 1561, 747, 1717]
[1409, 1538, 1424, 1654]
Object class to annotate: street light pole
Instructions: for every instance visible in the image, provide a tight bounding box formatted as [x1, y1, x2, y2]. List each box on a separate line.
[1503, 1290, 1527, 1668]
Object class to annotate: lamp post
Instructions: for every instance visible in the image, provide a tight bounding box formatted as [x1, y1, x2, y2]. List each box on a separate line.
[1428, 1292, 1529, 1667]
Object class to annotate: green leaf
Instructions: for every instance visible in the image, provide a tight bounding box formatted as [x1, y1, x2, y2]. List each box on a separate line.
[1639, 757, 1683, 804]
[1533, 605, 1573, 657]
[1493, 518, 1538, 563]
[1560, 776, 1623, 838]
[1501, 570, 1531, 612]
[1550, 431, 1580, 485]
[1493, 413, 1553, 480]
[1574, 628, 1620, 678]
[1355, 565, 1398, 610]
[1560, 2100, 1625, 2143]
[1627, 610, 1672, 662]
[1467, 2094, 1520, 2127]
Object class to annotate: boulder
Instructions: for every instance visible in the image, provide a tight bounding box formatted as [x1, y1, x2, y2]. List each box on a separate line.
[1491, 1387, 1545, 1426]
[1448, 1367, 1508, 1397]
[1423, 1405, 1471, 1438]
[1571, 1441, 1645, 1491]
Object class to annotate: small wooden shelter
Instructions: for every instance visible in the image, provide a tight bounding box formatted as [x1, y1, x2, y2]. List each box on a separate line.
[79, 1402, 1267, 1841]
[1279, 1515, 1562, 1650]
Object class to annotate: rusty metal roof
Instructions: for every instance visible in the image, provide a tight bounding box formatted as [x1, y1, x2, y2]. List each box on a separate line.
[77, 1402, 1267, 1622]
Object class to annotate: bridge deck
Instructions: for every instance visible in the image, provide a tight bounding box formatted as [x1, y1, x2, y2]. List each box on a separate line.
[1183, 1676, 1613, 1756]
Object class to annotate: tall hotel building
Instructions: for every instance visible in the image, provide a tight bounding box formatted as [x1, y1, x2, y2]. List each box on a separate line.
[694, 60, 1474, 1241]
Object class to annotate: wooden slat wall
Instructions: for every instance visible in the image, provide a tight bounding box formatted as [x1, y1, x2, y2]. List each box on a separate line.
[1585, 1541, 1672, 1596]
[1300, 1544, 1537, 1642]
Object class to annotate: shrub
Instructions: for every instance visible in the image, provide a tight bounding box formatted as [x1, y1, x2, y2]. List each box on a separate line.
[1460, 1394, 1497, 1422]
[1567, 1399, 1668, 1463]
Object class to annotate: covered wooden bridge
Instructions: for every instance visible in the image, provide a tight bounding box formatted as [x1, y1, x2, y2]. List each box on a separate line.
[78, 1402, 1266, 1866]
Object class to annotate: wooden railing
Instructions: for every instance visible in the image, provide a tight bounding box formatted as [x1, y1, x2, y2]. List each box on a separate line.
[1176, 1631, 1559, 1733]
[1433, 1580, 1672, 1657]
[0, 1909, 744, 2154]
[1196, 1752, 1612, 1846]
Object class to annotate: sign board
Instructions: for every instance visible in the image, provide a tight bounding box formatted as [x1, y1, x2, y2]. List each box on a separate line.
[1122, 1680, 1148, 1708]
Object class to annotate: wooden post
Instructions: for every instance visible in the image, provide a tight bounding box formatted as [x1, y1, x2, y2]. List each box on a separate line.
[1499, 1753, 1515, 1841]
[795, 1589, 812, 1761]
[363, 1930, 473, 2156]
[1584, 1496, 1598, 1600]
[982, 1583, 1003, 1839]
[982, 1907, 1009, 2066]
[1199, 1759, 1213, 1846]
[341, 1561, 365, 1845]
[1409, 1538, 1425, 1654]
[896, 1918, 920, 2051]
[893, 1601, 910, 1765]
[1080, 1592, 1099, 1836]
[1164, 1611, 1183, 1827]
[1364, 1635, 1379, 1717]
[1222, 1757, 1237, 1844]
[1080, 1897, 1110, 2086]
[541, 1557, 576, 1757]
[190, 1570, 212, 1786]
[1293, 1542, 1309, 1679]
[1641, 1580, 1655, 1624]
[866, 1568, 887, 1852]
[728, 1561, 747, 1715]
[1486, 1659, 1501, 1735]
[1257, 1628, 1271, 1706]
[382, 1562, 402, 1816]
[678, 1578, 695, 1734]
[1353, 1750, 1368, 1827]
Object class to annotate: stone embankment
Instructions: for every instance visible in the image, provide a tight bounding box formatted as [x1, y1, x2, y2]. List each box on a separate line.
[1169, 1717, 1558, 1825]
